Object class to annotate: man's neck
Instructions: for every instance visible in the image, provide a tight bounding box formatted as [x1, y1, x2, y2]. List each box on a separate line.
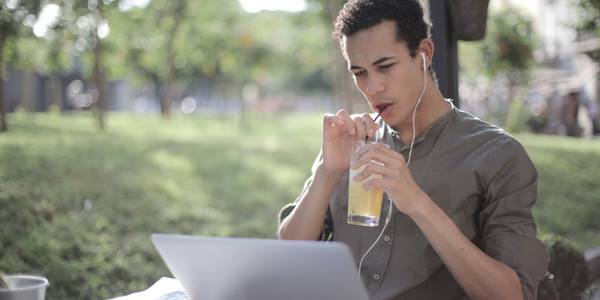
[393, 88, 451, 145]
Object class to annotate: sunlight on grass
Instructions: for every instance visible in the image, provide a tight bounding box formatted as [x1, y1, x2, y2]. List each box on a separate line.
[1, 112, 598, 298]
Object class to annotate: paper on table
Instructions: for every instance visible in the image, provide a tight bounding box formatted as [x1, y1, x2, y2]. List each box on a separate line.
[109, 277, 189, 300]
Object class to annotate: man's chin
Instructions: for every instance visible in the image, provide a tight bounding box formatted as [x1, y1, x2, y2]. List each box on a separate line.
[382, 111, 414, 131]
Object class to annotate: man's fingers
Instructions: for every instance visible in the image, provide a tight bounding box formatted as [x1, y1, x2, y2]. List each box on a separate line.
[353, 143, 403, 168]
[351, 114, 370, 141]
[362, 177, 391, 190]
[354, 151, 400, 169]
[351, 161, 396, 181]
[371, 143, 405, 164]
[323, 113, 344, 128]
[324, 110, 380, 139]
[336, 109, 356, 135]
[361, 113, 380, 138]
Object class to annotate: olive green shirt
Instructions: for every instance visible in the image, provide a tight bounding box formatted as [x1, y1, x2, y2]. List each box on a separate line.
[286, 101, 548, 300]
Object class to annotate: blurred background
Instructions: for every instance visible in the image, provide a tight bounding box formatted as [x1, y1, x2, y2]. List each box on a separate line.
[0, 0, 599, 299]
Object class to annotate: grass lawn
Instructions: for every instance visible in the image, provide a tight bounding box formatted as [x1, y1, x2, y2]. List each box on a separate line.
[0, 112, 598, 299]
[520, 133, 600, 250]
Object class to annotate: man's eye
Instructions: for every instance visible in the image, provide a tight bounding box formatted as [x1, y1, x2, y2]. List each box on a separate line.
[379, 63, 395, 70]
[353, 70, 366, 77]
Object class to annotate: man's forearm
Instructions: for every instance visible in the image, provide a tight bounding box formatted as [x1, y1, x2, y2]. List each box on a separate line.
[409, 194, 524, 300]
[278, 163, 344, 240]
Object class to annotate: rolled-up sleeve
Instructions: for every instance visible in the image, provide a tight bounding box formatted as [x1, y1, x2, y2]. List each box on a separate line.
[478, 136, 549, 300]
[278, 151, 334, 241]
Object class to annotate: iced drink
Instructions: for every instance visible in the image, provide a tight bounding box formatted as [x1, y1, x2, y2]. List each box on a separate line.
[347, 141, 384, 227]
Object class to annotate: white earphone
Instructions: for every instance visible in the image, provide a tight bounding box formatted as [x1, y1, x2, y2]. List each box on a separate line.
[357, 51, 428, 278]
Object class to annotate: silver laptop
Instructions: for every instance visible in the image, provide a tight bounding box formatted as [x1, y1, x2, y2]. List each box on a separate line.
[151, 234, 370, 300]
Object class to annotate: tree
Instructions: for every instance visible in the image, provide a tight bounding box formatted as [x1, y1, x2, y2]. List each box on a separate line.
[573, 0, 600, 34]
[110, 0, 232, 118]
[0, 0, 42, 132]
[480, 6, 535, 102]
[71, 0, 118, 129]
[28, 0, 122, 129]
[0, 0, 335, 123]
[308, 0, 366, 112]
[161, 1, 187, 118]
[109, 0, 190, 118]
[573, 0, 600, 61]
[474, 5, 536, 130]
[109, 0, 330, 117]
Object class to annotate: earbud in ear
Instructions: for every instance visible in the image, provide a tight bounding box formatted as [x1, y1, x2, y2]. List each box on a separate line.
[420, 52, 427, 72]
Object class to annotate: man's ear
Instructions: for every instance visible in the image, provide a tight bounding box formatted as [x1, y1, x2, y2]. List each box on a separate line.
[418, 38, 434, 68]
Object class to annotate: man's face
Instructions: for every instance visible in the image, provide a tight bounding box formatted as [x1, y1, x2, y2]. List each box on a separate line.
[343, 20, 425, 128]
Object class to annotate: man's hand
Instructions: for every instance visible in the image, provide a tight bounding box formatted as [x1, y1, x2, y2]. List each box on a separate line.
[350, 142, 428, 216]
[279, 109, 380, 241]
[350, 143, 526, 300]
[322, 109, 379, 174]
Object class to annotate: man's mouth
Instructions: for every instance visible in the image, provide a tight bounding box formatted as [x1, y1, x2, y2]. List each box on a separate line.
[376, 103, 393, 113]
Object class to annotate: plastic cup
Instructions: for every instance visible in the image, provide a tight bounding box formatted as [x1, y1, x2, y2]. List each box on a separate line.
[347, 140, 384, 227]
[0, 275, 49, 300]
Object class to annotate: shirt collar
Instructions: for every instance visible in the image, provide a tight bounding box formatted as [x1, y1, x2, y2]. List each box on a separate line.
[377, 99, 456, 156]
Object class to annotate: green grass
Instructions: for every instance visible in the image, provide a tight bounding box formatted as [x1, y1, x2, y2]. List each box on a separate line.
[0, 112, 599, 299]
[519, 133, 600, 250]
[0, 112, 322, 299]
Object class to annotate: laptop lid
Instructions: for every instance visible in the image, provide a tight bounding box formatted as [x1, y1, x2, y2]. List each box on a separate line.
[151, 234, 370, 300]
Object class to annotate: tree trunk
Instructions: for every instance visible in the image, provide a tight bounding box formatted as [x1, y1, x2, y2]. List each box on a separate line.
[47, 74, 62, 112]
[150, 73, 165, 112]
[508, 78, 516, 105]
[162, 1, 187, 119]
[0, 42, 7, 132]
[162, 45, 174, 118]
[93, 36, 106, 130]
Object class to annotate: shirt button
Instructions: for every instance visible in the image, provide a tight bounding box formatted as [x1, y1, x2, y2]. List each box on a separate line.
[383, 235, 391, 242]
[372, 273, 381, 281]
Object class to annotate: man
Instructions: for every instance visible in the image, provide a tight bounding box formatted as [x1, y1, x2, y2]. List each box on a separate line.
[278, 1, 548, 299]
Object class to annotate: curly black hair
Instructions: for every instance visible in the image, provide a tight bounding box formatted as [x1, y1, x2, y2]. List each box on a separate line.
[333, 0, 432, 58]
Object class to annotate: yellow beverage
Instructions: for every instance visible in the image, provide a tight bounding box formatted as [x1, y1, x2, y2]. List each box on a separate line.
[347, 165, 384, 227]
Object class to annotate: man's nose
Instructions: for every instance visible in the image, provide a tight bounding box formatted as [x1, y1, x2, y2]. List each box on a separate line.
[366, 75, 385, 95]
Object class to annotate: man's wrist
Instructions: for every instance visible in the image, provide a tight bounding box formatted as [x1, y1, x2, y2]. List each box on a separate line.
[315, 162, 345, 185]
[406, 191, 438, 222]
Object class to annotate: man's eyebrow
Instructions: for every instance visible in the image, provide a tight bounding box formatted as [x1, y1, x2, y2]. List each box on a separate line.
[349, 56, 396, 70]
[372, 56, 395, 65]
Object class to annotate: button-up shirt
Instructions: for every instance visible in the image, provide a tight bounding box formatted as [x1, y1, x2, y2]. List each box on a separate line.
[287, 101, 549, 300]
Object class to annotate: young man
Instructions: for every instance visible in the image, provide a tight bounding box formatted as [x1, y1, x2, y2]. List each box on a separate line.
[278, 1, 548, 299]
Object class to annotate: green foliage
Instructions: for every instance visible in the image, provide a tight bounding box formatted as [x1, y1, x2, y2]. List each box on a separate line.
[479, 5, 536, 83]
[0, 0, 41, 44]
[1, 114, 599, 298]
[104, 0, 330, 93]
[2, 0, 333, 99]
[458, 5, 538, 127]
[0, 0, 42, 76]
[0, 0, 325, 112]
[572, 0, 600, 34]
[571, 0, 600, 61]
[457, 41, 485, 81]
